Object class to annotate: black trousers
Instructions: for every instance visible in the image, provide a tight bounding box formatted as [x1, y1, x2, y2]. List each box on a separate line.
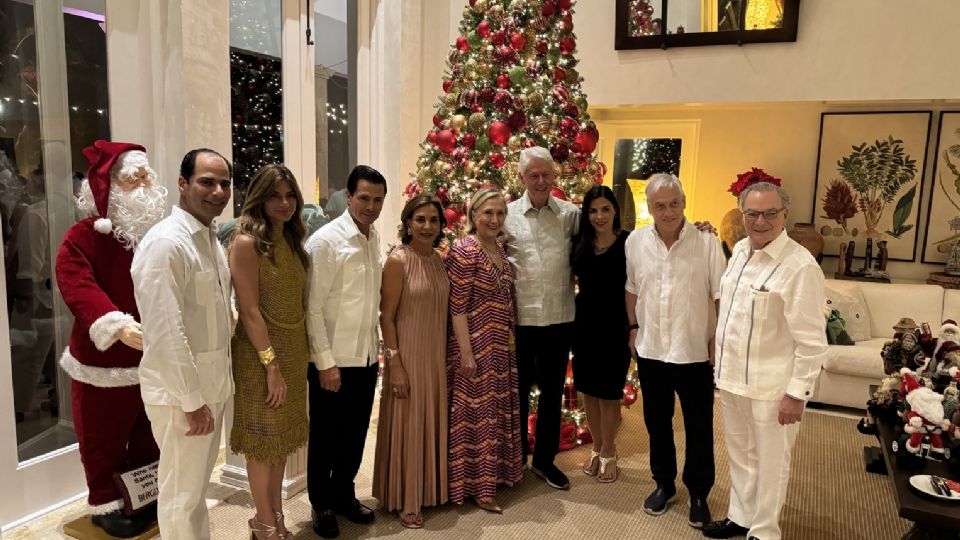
[516, 323, 573, 468]
[307, 362, 379, 511]
[635, 357, 715, 498]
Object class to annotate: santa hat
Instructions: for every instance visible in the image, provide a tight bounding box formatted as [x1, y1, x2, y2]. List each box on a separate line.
[81, 140, 146, 234]
[900, 369, 922, 394]
[942, 321, 960, 336]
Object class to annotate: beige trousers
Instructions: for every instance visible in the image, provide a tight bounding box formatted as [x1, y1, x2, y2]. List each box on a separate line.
[145, 401, 225, 540]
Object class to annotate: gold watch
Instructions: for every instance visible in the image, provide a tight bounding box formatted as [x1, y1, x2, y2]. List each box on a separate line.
[258, 346, 276, 366]
[383, 347, 400, 361]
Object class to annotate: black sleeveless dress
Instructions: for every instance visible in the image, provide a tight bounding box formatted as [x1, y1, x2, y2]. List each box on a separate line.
[571, 231, 632, 400]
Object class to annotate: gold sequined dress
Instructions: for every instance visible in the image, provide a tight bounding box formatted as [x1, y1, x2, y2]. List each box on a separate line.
[230, 227, 309, 464]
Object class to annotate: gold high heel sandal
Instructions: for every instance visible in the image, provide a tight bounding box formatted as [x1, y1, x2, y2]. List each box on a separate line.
[274, 511, 292, 539]
[249, 517, 280, 539]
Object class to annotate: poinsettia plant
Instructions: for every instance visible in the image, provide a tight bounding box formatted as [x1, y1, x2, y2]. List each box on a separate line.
[729, 167, 783, 198]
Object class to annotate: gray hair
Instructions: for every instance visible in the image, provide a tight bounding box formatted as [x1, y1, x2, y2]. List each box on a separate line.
[645, 173, 686, 202]
[519, 146, 554, 175]
[738, 181, 791, 209]
[466, 187, 507, 234]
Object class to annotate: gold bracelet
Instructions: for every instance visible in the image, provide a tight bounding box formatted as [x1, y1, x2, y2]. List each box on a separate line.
[258, 346, 276, 366]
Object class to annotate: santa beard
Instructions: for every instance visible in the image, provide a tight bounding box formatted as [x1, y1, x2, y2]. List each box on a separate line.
[108, 184, 167, 250]
[906, 386, 946, 424]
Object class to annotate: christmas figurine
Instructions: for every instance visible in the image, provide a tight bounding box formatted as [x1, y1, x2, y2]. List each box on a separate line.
[55, 141, 167, 537]
[900, 369, 953, 457]
[845, 240, 856, 275]
[882, 318, 926, 374]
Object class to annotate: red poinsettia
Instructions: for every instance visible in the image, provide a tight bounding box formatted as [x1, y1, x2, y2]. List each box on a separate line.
[729, 167, 782, 198]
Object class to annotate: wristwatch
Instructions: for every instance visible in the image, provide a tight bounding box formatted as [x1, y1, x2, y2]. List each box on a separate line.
[627, 323, 639, 331]
[383, 347, 400, 360]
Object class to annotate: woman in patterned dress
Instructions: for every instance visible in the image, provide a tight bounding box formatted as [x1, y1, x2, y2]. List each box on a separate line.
[229, 164, 310, 539]
[373, 194, 450, 529]
[446, 188, 523, 513]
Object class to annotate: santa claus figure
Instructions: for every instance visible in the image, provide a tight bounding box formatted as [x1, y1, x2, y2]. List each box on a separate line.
[900, 369, 954, 456]
[932, 321, 960, 375]
[55, 140, 167, 537]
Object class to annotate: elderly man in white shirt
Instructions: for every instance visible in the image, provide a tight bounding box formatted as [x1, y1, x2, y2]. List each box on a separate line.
[625, 174, 724, 528]
[132, 149, 235, 540]
[305, 165, 385, 539]
[504, 146, 579, 490]
[703, 182, 827, 540]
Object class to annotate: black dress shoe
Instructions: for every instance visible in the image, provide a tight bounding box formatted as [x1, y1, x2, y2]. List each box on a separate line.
[702, 518, 749, 538]
[312, 508, 340, 538]
[334, 499, 375, 524]
[91, 510, 147, 538]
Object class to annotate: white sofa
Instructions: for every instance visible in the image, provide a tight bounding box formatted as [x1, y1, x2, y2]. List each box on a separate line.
[810, 279, 960, 409]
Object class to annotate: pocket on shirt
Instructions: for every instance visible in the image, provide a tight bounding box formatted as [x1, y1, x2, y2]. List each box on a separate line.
[193, 270, 215, 303]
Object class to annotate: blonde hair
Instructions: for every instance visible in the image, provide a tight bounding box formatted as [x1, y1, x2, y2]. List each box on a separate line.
[465, 188, 506, 234]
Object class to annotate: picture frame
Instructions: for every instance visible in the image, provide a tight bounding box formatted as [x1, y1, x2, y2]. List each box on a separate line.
[922, 111, 960, 264]
[811, 111, 932, 262]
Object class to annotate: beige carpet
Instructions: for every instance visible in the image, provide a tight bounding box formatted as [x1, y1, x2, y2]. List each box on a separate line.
[13, 398, 911, 539]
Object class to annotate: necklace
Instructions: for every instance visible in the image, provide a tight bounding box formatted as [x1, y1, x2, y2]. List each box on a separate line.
[474, 235, 503, 269]
[594, 235, 616, 255]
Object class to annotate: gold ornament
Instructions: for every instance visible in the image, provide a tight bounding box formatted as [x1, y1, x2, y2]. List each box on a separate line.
[451, 114, 467, 131]
[532, 117, 552, 135]
[464, 161, 477, 177]
[432, 161, 447, 176]
[466, 178, 481, 189]
[469, 112, 487, 131]
[587, 161, 601, 177]
[417, 167, 431, 182]
[565, 68, 579, 85]
[488, 4, 504, 21]
[443, 92, 459, 108]
[508, 136, 522, 151]
[473, 0, 488, 14]
[527, 91, 544, 109]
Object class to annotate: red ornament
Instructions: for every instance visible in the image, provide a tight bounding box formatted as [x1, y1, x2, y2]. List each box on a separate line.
[443, 207, 462, 229]
[595, 161, 608, 181]
[442, 79, 453, 93]
[554, 66, 566, 83]
[541, 1, 556, 16]
[404, 180, 421, 197]
[461, 133, 477, 149]
[564, 103, 580, 117]
[523, 138, 536, 148]
[510, 32, 527, 51]
[576, 155, 591, 171]
[559, 421, 578, 451]
[572, 132, 597, 155]
[489, 151, 506, 169]
[469, 0, 477, 5]
[550, 142, 570, 162]
[525, 59, 542, 77]
[477, 19, 491, 37]
[496, 73, 511, 89]
[495, 45, 517, 65]
[436, 129, 457, 153]
[436, 186, 449, 203]
[551, 85, 571, 104]
[577, 426, 593, 445]
[507, 110, 528, 131]
[452, 146, 470, 164]
[534, 40, 549, 56]
[594, 174, 604, 185]
[557, 0, 572, 11]
[427, 131, 438, 145]
[560, 19, 574, 32]
[622, 386, 638, 406]
[559, 117, 579, 139]
[456, 35, 470, 52]
[479, 86, 496, 103]
[493, 90, 513, 111]
[550, 187, 568, 200]
[559, 37, 576, 55]
[491, 29, 507, 46]
[488, 121, 512, 146]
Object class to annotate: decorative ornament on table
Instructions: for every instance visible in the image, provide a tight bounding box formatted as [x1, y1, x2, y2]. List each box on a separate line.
[719, 167, 783, 258]
[897, 368, 957, 461]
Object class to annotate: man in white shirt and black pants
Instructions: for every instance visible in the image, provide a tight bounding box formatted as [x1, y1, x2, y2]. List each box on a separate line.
[132, 149, 235, 540]
[703, 182, 827, 540]
[504, 147, 579, 490]
[305, 165, 386, 538]
[625, 174, 725, 528]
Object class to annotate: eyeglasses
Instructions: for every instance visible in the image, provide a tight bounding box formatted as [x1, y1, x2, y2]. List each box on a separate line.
[742, 208, 785, 221]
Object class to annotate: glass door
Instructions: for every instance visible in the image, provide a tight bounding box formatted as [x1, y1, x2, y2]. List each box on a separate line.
[0, 0, 109, 528]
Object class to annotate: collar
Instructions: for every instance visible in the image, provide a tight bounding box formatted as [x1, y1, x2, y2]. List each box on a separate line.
[751, 228, 790, 260]
[651, 218, 691, 243]
[173, 205, 217, 236]
[520, 191, 560, 215]
[335, 209, 376, 241]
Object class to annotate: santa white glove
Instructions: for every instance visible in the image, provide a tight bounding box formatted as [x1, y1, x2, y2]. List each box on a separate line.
[116, 322, 143, 351]
[909, 416, 923, 429]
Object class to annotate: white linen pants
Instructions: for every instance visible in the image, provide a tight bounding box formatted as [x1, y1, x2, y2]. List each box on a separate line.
[720, 390, 800, 540]
[145, 401, 225, 540]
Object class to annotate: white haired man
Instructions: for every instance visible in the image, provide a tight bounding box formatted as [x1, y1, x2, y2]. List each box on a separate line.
[625, 173, 724, 528]
[703, 182, 827, 540]
[503, 146, 579, 490]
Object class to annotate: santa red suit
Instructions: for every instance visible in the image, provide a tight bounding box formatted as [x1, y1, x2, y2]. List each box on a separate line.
[900, 369, 952, 455]
[55, 141, 163, 518]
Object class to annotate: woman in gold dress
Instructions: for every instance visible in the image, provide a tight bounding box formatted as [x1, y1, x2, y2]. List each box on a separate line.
[229, 164, 310, 539]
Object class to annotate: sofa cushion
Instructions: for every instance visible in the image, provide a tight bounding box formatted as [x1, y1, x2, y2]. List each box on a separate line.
[824, 281, 872, 342]
[859, 281, 944, 338]
[822, 338, 888, 378]
[945, 289, 960, 323]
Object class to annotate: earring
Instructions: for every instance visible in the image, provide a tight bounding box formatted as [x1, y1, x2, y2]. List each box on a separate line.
[406, 228, 412, 236]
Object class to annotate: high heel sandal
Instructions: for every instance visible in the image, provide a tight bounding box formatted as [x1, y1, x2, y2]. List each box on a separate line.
[249, 517, 280, 539]
[597, 455, 619, 483]
[582, 449, 601, 476]
[274, 511, 292, 539]
[399, 511, 424, 529]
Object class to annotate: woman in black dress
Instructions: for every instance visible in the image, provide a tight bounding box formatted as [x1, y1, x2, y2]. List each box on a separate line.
[571, 186, 631, 483]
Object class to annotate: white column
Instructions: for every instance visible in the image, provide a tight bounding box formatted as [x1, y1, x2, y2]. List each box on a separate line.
[315, 66, 334, 202]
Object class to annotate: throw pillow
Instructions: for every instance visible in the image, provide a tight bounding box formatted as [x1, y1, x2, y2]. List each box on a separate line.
[824, 281, 872, 342]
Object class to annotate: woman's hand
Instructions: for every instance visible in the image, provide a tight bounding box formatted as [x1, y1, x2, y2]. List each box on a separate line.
[265, 365, 287, 408]
[389, 361, 410, 399]
[459, 355, 477, 379]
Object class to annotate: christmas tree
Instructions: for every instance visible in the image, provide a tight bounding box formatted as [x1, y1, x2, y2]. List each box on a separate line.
[406, 0, 606, 241]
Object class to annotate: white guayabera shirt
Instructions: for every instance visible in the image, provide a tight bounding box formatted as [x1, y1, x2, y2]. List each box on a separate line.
[133, 206, 235, 412]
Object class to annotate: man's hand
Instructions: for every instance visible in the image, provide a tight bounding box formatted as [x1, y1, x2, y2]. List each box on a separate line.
[184, 405, 215, 436]
[778, 394, 805, 425]
[319, 366, 341, 392]
[116, 322, 143, 351]
[693, 220, 717, 235]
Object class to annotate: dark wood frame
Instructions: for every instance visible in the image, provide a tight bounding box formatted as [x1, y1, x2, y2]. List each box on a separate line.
[614, 0, 801, 50]
[811, 111, 932, 263]
[921, 111, 960, 265]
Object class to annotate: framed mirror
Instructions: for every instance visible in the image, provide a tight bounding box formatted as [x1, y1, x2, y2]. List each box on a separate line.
[615, 0, 800, 50]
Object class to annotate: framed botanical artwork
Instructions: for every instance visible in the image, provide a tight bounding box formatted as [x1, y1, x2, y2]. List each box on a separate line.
[812, 111, 932, 262]
[922, 112, 960, 264]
